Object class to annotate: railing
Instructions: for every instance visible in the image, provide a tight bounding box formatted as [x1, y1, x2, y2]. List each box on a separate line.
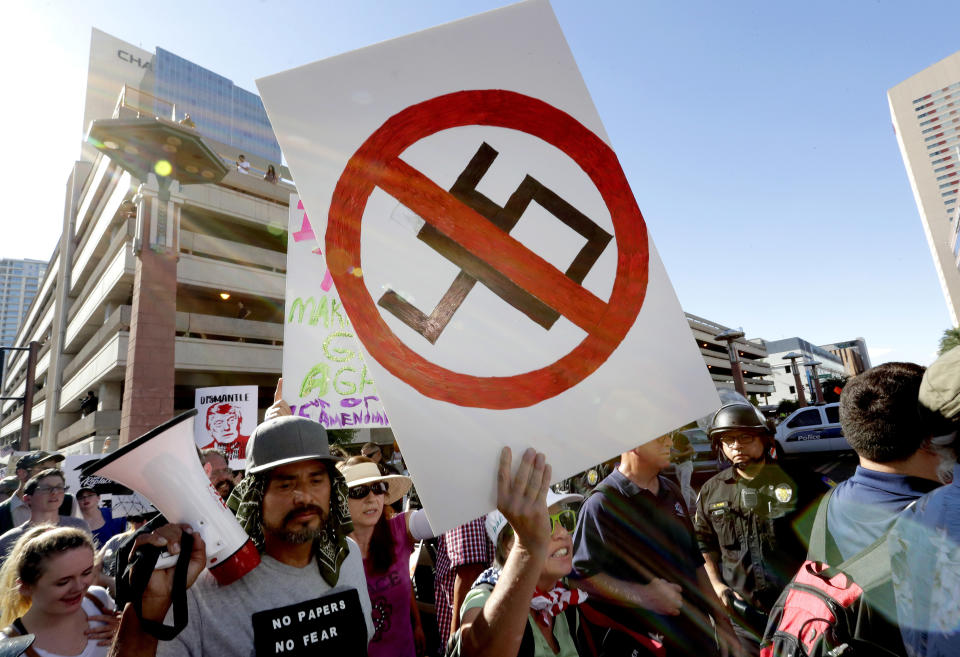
[112, 84, 177, 122]
[110, 85, 293, 188]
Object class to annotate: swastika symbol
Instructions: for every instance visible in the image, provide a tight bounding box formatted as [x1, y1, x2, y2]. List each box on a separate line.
[377, 142, 612, 344]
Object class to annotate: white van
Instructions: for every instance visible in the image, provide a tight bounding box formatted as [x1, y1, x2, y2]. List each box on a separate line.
[774, 403, 851, 456]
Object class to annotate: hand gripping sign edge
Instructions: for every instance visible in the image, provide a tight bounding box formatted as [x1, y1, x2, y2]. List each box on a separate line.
[326, 89, 649, 410]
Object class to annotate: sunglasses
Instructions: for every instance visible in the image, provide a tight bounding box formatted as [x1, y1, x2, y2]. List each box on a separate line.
[549, 509, 577, 534]
[347, 481, 389, 499]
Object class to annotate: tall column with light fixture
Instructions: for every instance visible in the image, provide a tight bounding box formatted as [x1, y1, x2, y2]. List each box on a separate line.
[782, 352, 807, 407]
[715, 329, 746, 396]
[805, 360, 826, 405]
[86, 116, 228, 444]
[119, 173, 184, 444]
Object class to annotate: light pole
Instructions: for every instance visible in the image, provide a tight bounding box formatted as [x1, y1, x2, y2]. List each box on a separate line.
[782, 352, 807, 407]
[804, 360, 826, 405]
[715, 328, 747, 397]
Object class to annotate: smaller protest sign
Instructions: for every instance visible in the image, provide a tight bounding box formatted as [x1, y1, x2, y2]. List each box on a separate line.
[282, 195, 390, 430]
[252, 589, 367, 657]
[63, 454, 131, 496]
[194, 386, 258, 468]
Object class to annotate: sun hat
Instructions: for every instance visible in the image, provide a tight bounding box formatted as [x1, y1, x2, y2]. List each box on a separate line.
[337, 460, 412, 506]
[245, 416, 342, 475]
[484, 489, 584, 549]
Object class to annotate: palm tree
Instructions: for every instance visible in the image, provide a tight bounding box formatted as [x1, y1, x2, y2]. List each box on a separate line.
[939, 327, 960, 355]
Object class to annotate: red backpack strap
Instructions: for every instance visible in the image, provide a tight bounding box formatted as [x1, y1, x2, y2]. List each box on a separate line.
[578, 603, 666, 657]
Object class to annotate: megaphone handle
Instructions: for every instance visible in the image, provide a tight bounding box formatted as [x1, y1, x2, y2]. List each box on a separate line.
[155, 551, 179, 570]
[130, 531, 194, 640]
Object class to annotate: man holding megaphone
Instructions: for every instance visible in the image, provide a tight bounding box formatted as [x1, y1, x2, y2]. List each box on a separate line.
[108, 416, 374, 657]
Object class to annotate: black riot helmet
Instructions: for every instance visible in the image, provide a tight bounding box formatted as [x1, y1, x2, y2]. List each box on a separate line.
[708, 401, 771, 437]
[708, 400, 773, 442]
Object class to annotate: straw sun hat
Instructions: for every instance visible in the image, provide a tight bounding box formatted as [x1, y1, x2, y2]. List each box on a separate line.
[338, 460, 412, 506]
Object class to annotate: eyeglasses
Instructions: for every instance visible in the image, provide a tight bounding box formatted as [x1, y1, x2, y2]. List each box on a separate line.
[720, 434, 759, 446]
[35, 485, 68, 494]
[347, 481, 389, 499]
[549, 509, 577, 534]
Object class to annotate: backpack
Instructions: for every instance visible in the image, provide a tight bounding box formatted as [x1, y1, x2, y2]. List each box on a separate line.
[760, 489, 908, 657]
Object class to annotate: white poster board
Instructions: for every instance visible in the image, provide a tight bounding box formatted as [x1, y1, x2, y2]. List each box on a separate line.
[194, 386, 258, 468]
[258, 0, 719, 532]
[282, 194, 390, 429]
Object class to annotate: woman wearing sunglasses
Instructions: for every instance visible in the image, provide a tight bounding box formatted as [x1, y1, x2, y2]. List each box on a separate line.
[453, 447, 588, 657]
[338, 456, 436, 657]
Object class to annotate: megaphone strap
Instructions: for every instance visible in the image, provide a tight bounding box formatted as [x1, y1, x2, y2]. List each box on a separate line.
[2, 622, 40, 657]
[129, 531, 194, 640]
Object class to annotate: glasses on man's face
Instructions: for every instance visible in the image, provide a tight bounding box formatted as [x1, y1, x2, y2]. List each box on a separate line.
[36, 484, 67, 495]
[720, 434, 759, 447]
[347, 481, 389, 499]
[549, 509, 577, 535]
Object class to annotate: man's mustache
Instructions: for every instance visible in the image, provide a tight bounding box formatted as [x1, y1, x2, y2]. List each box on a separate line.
[284, 505, 326, 524]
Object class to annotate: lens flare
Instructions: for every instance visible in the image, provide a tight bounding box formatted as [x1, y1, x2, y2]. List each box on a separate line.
[154, 160, 173, 177]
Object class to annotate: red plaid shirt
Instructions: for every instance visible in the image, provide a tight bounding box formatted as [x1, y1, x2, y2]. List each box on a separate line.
[434, 517, 494, 651]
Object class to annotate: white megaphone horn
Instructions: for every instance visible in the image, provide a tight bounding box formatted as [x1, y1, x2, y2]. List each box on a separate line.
[82, 409, 259, 585]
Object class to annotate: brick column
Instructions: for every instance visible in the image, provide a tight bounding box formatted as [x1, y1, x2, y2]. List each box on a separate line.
[119, 174, 183, 444]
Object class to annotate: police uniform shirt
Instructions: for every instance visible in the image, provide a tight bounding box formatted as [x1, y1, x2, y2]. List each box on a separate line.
[693, 462, 826, 613]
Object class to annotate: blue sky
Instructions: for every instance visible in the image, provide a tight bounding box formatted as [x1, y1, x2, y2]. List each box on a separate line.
[2, 0, 958, 366]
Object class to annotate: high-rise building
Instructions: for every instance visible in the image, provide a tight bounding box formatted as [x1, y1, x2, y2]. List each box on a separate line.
[820, 337, 871, 376]
[80, 29, 280, 165]
[0, 30, 291, 453]
[0, 259, 47, 349]
[889, 52, 960, 326]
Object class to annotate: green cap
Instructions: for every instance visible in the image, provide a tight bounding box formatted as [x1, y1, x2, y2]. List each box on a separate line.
[919, 346, 960, 434]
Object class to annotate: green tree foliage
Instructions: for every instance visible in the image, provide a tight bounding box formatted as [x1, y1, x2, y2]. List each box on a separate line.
[820, 376, 848, 403]
[776, 399, 800, 418]
[939, 327, 960, 355]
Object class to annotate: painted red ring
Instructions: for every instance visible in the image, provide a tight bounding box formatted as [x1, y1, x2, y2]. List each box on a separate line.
[327, 89, 648, 409]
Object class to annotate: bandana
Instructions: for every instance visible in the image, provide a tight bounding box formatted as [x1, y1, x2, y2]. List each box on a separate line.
[227, 465, 354, 587]
[530, 581, 587, 624]
[471, 567, 587, 624]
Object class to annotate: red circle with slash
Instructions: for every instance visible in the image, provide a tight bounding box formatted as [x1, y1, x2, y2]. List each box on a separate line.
[327, 89, 649, 410]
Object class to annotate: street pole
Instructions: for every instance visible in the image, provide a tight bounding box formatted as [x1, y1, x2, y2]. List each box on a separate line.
[782, 352, 807, 407]
[805, 360, 826, 405]
[715, 329, 747, 397]
[19, 341, 39, 450]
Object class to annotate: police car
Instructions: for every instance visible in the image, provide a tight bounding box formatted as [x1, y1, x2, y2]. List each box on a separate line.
[773, 403, 852, 456]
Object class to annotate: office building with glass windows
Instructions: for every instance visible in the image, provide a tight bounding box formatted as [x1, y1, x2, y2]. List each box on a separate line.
[889, 51, 960, 326]
[0, 259, 47, 351]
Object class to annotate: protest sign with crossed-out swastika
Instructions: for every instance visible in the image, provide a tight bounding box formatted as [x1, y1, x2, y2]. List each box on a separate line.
[258, 0, 719, 532]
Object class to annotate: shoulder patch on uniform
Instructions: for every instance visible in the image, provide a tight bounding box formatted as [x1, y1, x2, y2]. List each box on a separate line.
[774, 483, 794, 503]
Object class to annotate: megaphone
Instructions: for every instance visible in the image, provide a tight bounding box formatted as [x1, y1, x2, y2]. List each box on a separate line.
[82, 409, 259, 585]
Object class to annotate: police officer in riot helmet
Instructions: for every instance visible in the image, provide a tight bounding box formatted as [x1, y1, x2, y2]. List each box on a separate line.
[693, 401, 828, 656]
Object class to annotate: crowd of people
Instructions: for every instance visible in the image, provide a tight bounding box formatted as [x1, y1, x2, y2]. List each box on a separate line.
[0, 347, 956, 657]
